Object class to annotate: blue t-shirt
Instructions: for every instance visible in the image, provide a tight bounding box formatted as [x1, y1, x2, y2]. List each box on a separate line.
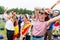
[48, 14, 54, 30]
[19, 16, 24, 22]
[18, 16, 24, 27]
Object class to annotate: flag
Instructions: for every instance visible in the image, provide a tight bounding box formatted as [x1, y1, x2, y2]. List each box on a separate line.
[22, 23, 31, 35]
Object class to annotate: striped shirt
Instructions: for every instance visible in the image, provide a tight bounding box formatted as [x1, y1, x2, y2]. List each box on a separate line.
[32, 15, 60, 36]
[32, 19, 48, 36]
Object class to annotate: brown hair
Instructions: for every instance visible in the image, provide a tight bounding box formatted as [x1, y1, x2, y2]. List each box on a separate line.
[44, 12, 50, 21]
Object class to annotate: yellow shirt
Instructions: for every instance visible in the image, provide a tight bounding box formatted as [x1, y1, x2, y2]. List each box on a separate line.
[14, 25, 19, 35]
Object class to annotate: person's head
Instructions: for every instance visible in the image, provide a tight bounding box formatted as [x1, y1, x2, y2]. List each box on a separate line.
[23, 15, 28, 21]
[53, 11, 59, 17]
[12, 11, 17, 16]
[9, 12, 13, 18]
[39, 11, 49, 21]
[34, 7, 49, 21]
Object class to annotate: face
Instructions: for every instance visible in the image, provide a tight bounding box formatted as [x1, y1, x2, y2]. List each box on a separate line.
[13, 12, 16, 16]
[23, 15, 27, 21]
[53, 12, 58, 17]
[39, 13, 47, 20]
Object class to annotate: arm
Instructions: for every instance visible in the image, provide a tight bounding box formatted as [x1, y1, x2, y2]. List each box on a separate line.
[51, 3, 57, 9]
[46, 0, 60, 14]
[47, 15, 60, 26]
[51, 0, 60, 9]
[34, 7, 40, 20]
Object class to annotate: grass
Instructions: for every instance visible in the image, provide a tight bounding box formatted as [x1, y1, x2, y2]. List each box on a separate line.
[0, 20, 32, 40]
[0, 20, 20, 40]
[0, 20, 7, 40]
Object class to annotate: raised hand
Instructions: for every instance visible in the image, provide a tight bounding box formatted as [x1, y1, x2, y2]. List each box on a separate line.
[56, 0, 60, 4]
[44, 8, 52, 14]
[51, 0, 60, 9]
[34, 7, 41, 11]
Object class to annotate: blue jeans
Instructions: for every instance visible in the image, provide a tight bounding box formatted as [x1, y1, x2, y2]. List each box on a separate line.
[53, 37, 58, 40]
[32, 36, 44, 40]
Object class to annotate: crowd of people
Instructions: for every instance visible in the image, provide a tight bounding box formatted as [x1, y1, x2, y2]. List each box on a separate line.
[2, 0, 60, 40]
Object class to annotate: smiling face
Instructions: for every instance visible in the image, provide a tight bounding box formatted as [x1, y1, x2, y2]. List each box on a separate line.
[23, 15, 27, 21]
[39, 12, 48, 21]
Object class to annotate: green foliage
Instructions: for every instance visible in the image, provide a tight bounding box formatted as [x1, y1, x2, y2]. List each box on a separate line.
[0, 6, 4, 14]
[7, 8, 33, 15]
[0, 6, 34, 14]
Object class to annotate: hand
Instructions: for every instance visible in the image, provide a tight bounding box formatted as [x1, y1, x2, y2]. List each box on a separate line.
[4, 7, 8, 12]
[48, 8, 52, 13]
[34, 7, 41, 11]
[44, 8, 52, 14]
[56, 0, 60, 4]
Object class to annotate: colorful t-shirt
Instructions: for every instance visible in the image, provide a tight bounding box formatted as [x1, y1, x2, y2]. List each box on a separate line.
[53, 23, 60, 35]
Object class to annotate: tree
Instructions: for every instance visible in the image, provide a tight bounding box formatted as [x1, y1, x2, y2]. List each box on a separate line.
[7, 8, 33, 15]
[0, 6, 4, 14]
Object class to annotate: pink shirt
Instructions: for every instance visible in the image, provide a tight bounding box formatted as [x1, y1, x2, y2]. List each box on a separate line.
[32, 19, 48, 36]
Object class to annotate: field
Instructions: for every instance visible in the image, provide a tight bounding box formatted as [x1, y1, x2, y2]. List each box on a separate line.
[0, 20, 7, 40]
[0, 19, 20, 40]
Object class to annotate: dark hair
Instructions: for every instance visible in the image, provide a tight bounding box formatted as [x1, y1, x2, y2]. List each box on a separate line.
[14, 21, 16, 26]
[12, 11, 16, 14]
[44, 12, 50, 21]
[24, 15, 28, 19]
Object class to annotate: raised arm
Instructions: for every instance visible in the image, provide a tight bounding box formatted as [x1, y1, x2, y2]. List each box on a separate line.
[34, 7, 40, 20]
[51, 0, 60, 9]
[47, 15, 60, 26]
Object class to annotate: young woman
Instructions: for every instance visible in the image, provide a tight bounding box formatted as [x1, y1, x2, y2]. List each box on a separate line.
[5, 13, 14, 40]
[20, 15, 31, 40]
[12, 11, 19, 40]
[32, 7, 60, 40]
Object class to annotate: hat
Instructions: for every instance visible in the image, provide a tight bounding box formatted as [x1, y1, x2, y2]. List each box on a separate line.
[53, 10, 59, 14]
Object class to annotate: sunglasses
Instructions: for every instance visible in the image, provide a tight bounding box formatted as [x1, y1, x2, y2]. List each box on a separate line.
[39, 12, 44, 15]
[39, 12, 49, 15]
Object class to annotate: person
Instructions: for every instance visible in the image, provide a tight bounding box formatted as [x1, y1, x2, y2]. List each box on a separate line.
[5, 13, 14, 40]
[52, 19, 60, 40]
[32, 7, 60, 40]
[44, 10, 59, 40]
[44, 0, 60, 40]
[12, 11, 19, 40]
[13, 20, 19, 40]
[20, 15, 31, 40]
[18, 14, 24, 38]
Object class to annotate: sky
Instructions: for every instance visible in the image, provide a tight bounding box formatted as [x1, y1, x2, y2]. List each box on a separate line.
[0, 0, 60, 10]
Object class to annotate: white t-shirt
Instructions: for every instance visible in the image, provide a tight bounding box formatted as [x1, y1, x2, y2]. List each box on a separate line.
[5, 20, 14, 31]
